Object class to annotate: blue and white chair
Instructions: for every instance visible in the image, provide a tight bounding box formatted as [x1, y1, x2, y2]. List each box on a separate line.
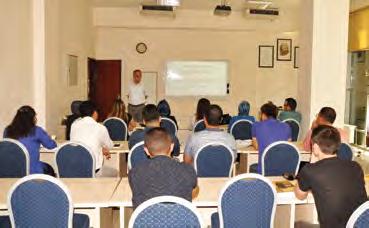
[346, 201, 369, 228]
[282, 119, 300, 142]
[7, 174, 89, 228]
[103, 117, 128, 141]
[194, 142, 235, 177]
[211, 173, 277, 228]
[193, 120, 206, 132]
[229, 119, 253, 140]
[128, 141, 149, 170]
[55, 142, 96, 178]
[160, 117, 178, 136]
[262, 141, 300, 176]
[337, 143, 354, 161]
[128, 196, 203, 228]
[0, 139, 30, 178]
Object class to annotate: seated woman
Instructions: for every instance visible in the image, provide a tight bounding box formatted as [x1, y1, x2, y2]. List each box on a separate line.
[108, 97, 135, 131]
[157, 99, 178, 128]
[3, 106, 57, 175]
[194, 98, 210, 122]
[228, 101, 256, 132]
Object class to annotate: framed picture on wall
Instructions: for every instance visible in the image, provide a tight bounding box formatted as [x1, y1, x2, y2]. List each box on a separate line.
[294, 46, 300, 68]
[258, 45, 274, 68]
[277, 39, 292, 61]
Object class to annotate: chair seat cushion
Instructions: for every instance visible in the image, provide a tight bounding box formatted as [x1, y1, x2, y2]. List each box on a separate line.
[73, 213, 90, 228]
[211, 212, 220, 228]
[0, 216, 11, 228]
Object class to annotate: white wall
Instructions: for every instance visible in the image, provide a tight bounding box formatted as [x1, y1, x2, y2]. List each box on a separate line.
[0, 1, 34, 132]
[45, 0, 95, 138]
[94, 7, 300, 128]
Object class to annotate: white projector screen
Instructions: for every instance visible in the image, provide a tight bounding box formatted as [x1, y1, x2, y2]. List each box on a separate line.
[165, 61, 228, 96]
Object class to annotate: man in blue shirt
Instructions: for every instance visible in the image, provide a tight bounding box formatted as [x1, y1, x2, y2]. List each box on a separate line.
[128, 104, 180, 157]
[251, 102, 291, 173]
[278, 97, 302, 123]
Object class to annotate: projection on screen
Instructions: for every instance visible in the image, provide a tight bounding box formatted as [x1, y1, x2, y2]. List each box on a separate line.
[166, 61, 228, 96]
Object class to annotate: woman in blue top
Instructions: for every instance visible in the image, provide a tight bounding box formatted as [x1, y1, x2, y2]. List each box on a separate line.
[4, 106, 57, 175]
[228, 101, 256, 132]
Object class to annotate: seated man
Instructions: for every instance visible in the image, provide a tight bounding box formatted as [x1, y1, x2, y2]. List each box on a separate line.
[277, 97, 302, 123]
[70, 101, 113, 173]
[128, 104, 180, 156]
[295, 125, 367, 228]
[303, 107, 348, 152]
[251, 103, 291, 173]
[128, 127, 197, 209]
[184, 104, 237, 164]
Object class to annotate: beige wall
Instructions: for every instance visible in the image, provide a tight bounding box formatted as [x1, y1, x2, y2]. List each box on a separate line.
[351, 0, 369, 11]
[94, 7, 300, 128]
[45, 0, 95, 138]
[0, 1, 34, 132]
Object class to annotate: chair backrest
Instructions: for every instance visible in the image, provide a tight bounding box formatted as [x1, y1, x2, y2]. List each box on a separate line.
[346, 201, 369, 228]
[230, 119, 253, 140]
[282, 119, 300, 141]
[0, 139, 30, 177]
[194, 142, 235, 177]
[217, 173, 277, 228]
[103, 117, 128, 141]
[337, 143, 354, 161]
[8, 174, 73, 228]
[128, 141, 149, 170]
[55, 142, 96, 178]
[160, 117, 178, 136]
[193, 120, 206, 132]
[262, 141, 300, 176]
[129, 196, 203, 228]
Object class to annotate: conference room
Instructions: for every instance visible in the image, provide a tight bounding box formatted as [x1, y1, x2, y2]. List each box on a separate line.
[1, 0, 369, 227]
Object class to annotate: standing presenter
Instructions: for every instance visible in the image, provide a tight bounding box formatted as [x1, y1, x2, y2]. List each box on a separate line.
[127, 69, 147, 123]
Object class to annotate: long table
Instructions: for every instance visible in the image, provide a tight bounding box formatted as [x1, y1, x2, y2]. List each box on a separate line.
[40, 141, 312, 177]
[0, 176, 314, 228]
[0, 178, 121, 227]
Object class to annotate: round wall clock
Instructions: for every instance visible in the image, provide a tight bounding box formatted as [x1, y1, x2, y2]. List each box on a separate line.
[136, 42, 147, 54]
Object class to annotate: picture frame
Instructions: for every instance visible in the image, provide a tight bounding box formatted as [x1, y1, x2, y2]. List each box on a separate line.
[258, 45, 274, 68]
[277, 39, 292, 61]
[294, 46, 299, 68]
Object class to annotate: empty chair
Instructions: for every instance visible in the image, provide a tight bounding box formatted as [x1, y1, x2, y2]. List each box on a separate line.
[194, 142, 235, 177]
[337, 143, 353, 161]
[282, 119, 300, 141]
[211, 173, 277, 228]
[160, 117, 178, 136]
[346, 201, 369, 228]
[129, 196, 203, 228]
[128, 141, 149, 170]
[0, 139, 29, 178]
[229, 119, 253, 140]
[103, 117, 128, 141]
[262, 141, 300, 176]
[55, 142, 96, 178]
[193, 120, 206, 132]
[6, 174, 89, 228]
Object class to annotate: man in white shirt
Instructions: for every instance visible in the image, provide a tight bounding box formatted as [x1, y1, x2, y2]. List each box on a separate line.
[70, 101, 113, 172]
[127, 69, 147, 123]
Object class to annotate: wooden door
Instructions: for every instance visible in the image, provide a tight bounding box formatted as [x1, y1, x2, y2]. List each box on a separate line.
[88, 59, 121, 122]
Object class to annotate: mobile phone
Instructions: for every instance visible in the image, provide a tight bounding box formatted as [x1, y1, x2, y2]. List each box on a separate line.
[114, 143, 120, 147]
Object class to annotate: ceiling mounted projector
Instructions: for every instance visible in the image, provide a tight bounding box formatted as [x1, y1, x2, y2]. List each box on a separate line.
[214, 4, 232, 16]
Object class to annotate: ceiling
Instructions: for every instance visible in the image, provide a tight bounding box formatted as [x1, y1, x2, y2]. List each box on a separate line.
[93, 0, 300, 11]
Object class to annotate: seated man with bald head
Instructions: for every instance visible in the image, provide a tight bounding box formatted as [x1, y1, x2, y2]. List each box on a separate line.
[128, 127, 198, 209]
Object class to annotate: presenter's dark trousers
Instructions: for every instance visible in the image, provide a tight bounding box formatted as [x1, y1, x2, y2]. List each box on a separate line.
[128, 103, 145, 123]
